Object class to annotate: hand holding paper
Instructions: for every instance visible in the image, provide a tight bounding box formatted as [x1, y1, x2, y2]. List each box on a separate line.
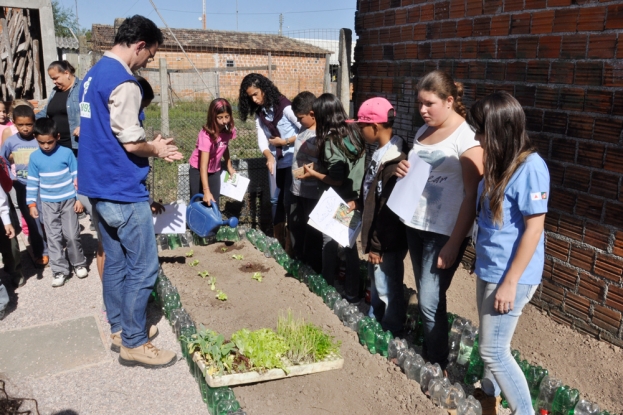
[387, 152, 432, 223]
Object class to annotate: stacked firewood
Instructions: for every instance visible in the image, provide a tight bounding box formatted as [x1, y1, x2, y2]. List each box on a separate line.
[0, 8, 42, 101]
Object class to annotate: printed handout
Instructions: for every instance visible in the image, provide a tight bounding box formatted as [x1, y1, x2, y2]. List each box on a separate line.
[387, 151, 432, 223]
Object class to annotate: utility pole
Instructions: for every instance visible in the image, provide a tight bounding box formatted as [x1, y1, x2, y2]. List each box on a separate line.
[278, 13, 283, 36]
[202, 0, 206, 30]
[236, 0, 239, 31]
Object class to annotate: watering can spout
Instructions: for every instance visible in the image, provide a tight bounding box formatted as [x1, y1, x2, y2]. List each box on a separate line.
[186, 194, 239, 238]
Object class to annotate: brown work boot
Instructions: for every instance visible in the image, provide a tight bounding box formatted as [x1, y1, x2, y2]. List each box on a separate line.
[473, 388, 501, 415]
[118, 342, 176, 368]
[110, 325, 159, 353]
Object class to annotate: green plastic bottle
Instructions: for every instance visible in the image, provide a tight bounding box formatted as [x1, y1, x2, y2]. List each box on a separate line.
[464, 338, 484, 384]
[525, 365, 548, 404]
[551, 386, 580, 415]
[375, 330, 393, 357]
[358, 317, 373, 346]
[168, 234, 182, 249]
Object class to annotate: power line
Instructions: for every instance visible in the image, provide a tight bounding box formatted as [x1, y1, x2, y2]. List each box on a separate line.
[122, 0, 142, 17]
[157, 7, 355, 16]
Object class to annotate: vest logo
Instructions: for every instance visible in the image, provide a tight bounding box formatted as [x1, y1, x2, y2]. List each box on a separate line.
[80, 102, 91, 119]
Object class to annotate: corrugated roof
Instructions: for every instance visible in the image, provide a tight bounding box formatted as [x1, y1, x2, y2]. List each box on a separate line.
[91, 24, 331, 57]
[56, 36, 79, 50]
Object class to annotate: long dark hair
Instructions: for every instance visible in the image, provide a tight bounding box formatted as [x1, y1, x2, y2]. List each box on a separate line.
[238, 73, 283, 122]
[467, 91, 536, 225]
[48, 60, 76, 75]
[313, 93, 364, 165]
[204, 98, 234, 140]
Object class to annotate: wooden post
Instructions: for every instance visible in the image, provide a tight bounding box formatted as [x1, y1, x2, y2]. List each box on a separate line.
[267, 53, 272, 80]
[323, 53, 331, 93]
[159, 58, 170, 137]
[336, 29, 352, 116]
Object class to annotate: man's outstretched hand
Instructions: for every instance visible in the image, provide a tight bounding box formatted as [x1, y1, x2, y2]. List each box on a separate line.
[152, 135, 183, 162]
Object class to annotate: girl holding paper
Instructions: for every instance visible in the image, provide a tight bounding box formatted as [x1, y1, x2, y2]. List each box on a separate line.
[188, 98, 237, 207]
[396, 70, 484, 373]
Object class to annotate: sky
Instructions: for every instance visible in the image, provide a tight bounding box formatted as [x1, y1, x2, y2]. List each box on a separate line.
[57, 0, 356, 35]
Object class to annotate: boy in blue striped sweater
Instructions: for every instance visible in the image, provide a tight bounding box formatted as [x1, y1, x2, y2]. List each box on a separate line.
[28, 118, 87, 287]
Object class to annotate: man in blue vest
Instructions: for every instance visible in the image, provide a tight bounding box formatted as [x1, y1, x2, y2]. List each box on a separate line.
[78, 15, 182, 368]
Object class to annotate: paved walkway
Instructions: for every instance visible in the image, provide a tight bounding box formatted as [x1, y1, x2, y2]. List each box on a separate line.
[0, 219, 208, 415]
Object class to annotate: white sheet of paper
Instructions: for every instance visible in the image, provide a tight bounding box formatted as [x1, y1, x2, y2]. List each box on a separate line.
[308, 188, 362, 248]
[220, 171, 250, 202]
[153, 201, 187, 234]
[387, 151, 432, 223]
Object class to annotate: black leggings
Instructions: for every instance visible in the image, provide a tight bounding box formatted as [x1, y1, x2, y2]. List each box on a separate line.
[189, 166, 221, 205]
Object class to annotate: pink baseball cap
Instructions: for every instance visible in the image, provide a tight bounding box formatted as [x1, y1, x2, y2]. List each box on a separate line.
[348, 97, 395, 123]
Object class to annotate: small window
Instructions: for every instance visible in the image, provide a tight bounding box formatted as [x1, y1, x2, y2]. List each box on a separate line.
[226, 60, 235, 68]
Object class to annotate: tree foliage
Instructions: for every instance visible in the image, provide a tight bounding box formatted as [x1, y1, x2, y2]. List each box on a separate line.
[51, 0, 80, 38]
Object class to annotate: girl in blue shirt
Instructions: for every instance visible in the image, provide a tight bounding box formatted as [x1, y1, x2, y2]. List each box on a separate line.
[467, 91, 549, 415]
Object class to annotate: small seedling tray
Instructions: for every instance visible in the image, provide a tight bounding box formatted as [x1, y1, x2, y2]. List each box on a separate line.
[193, 352, 344, 387]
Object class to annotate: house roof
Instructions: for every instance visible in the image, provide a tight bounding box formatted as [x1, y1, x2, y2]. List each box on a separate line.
[91, 24, 331, 57]
[56, 36, 79, 50]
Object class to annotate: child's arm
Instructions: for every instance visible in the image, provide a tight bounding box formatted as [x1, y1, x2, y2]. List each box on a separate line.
[26, 160, 39, 218]
[74, 199, 84, 213]
[199, 150, 215, 206]
[0, 187, 14, 238]
[223, 148, 235, 176]
[256, 117, 275, 175]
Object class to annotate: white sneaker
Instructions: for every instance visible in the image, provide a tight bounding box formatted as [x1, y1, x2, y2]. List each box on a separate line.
[75, 266, 88, 278]
[52, 273, 67, 287]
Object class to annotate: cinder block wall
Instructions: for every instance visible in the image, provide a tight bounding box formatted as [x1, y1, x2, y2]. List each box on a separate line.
[353, 0, 623, 346]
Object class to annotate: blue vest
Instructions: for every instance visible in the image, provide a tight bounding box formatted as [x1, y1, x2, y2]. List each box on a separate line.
[77, 56, 149, 202]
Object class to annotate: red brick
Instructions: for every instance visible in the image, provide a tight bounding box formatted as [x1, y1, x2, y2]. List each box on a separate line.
[441, 21, 457, 39]
[497, 38, 517, 59]
[593, 305, 621, 334]
[559, 214, 584, 241]
[542, 279, 564, 307]
[553, 8, 579, 33]
[575, 194, 604, 222]
[535, 87, 559, 109]
[461, 40, 478, 58]
[605, 202, 623, 228]
[525, 0, 546, 9]
[532, 10, 554, 34]
[595, 253, 623, 282]
[413, 23, 427, 40]
[550, 61, 574, 84]
[483, 0, 502, 14]
[604, 147, 623, 174]
[525, 108, 544, 132]
[543, 111, 568, 135]
[564, 165, 591, 191]
[486, 61, 506, 81]
[490, 14, 510, 36]
[546, 237, 570, 261]
[537, 35, 561, 59]
[606, 283, 623, 312]
[550, 308, 574, 326]
[564, 293, 590, 319]
[510, 12, 532, 34]
[449, 0, 466, 18]
[473, 16, 491, 36]
[407, 6, 421, 23]
[584, 223, 610, 251]
[434, 1, 450, 20]
[526, 60, 549, 83]
[395, 9, 408, 25]
[605, 4, 623, 29]
[545, 214, 560, 234]
[430, 42, 445, 59]
[604, 63, 623, 87]
[457, 19, 473, 38]
[514, 84, 536, 106]
[614, 231, 623, 257]
[417, 43, 431, 59]
[575, 62, 603, 87]
[548, 0, 572, 5]
[578, 272, 605, 301]
[401, 27, 413, 42]
[505, 61, 526, 82]
[453, 61, 469, 79]
[559, 87, 585, 111]
[547, 162, 565, 187]
[554, 262, 579, 290]
[585, 90, 614, 115]
[468, 61, 486, 79]
[466, 0, 482, 16]
[504, 0, 523, 12]
[517, 37, 539, 59]
[578, 7, 607, 31]
[577, 142, 605, 169]
[385, 10, 396, 26]
[569, 246, 595, 271]
[427, 22, 443, 39]
[420, 3, 434, 21]
[587, 34, 617, 59]
[477, 39, 496, 58]
[594, 118, 623, 144]
[568, 115, 594, 140]
[561, 34, 588, 59]
[590, 171, 619, 200]
[444, 40, 460, 59]
[614, 92, 623, 116]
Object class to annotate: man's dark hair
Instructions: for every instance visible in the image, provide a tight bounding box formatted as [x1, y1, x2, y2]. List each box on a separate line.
[135, 75, 155, 101]
[382, 110, 395, 129]
[291, 91, 316, 115]
[12, 105, 35, 121]
[33, 118, 58, 137]
[114, 15, 164, 48]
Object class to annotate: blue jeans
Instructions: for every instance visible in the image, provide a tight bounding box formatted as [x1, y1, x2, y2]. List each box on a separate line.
[368, 249, 408, 335]
[13, 181, 48, 258]
[93, 199, 159, 349]
[477, 278, 538, 415]
[406, 228, 468, 369]
[0, 283, 8, 312]
[322, 233, 361, 302]
[271, 167, 292, 225]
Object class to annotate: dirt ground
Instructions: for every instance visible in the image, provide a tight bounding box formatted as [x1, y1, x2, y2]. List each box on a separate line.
[162, 238, 623, 415]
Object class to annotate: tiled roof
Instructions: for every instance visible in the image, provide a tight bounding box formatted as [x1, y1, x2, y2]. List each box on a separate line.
[56, 36, 79, 49]
[91, 24, 331, 57]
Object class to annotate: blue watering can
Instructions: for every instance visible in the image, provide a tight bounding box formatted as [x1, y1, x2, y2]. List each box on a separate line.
[186, 194, 238, 238]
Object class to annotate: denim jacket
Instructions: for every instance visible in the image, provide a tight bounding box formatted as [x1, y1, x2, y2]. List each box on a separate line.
[36, 77, 82, 149]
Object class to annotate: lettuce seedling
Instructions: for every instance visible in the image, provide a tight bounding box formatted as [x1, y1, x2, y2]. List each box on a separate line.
[231, 254, 243, 260]
[216, 290, 228, 301]
[252, 272, 263, 282]
[198, 270, 210, 279]
[189, 259, 200, 267]
[185, 250, 194, 257]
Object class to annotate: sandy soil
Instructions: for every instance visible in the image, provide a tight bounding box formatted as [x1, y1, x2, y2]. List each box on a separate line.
[162, 238, 623, 415]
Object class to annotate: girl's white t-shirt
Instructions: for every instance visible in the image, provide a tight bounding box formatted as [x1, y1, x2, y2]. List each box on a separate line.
[403, 121, 479, 237]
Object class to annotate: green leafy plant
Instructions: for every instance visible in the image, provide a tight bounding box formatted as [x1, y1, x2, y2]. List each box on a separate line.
[185, 250, 194, 257]
[187, 326, 236, 376]
[221, 247, 228, 252]
[252, 272, 263, 282]
[277, 310, 341, 364]
[216, 290, 228, 301]
[231, 328, 290, 374]
[231, 254, 244, 260]
[209, 276, 217, 291]
[198, 270, 210, 279]
[189, 259, 200, 267]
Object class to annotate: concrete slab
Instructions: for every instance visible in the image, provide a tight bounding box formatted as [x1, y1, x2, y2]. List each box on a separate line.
[0, 315, 109, 377]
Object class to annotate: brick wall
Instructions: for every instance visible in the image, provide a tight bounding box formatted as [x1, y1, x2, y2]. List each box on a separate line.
[141, 51, 326, 102]
[353, 0, 623, 346]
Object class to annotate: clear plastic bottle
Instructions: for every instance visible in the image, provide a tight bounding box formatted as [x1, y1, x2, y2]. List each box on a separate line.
[574, 400, 601, 415]
[429, 377, 451, 406]
[388, 338, 406, 361]
[457, 395, 483, 415]
[456, 325, 478, 365]
[534, 376, 563, 413]
[403, 353, 425, 382]
[397, 347, 416, 369]
[419, 362, 442, 393]
[441, 383, 466, 410]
